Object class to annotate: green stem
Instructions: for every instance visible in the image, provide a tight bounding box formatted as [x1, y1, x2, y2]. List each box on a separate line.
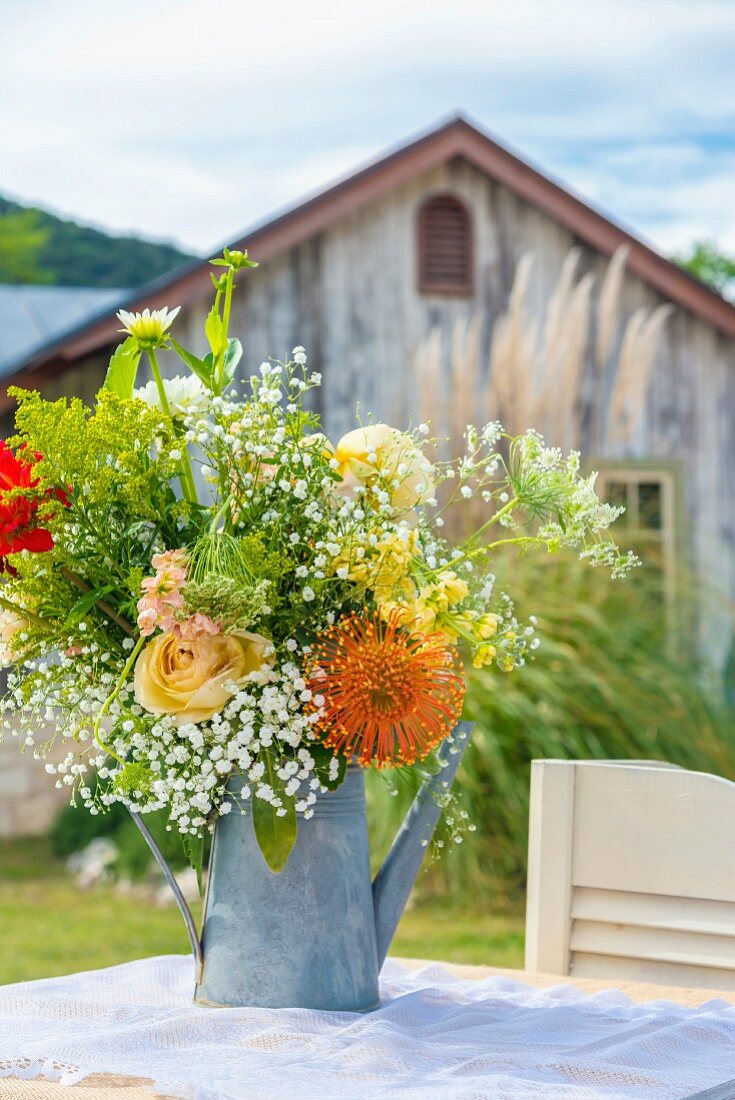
[148, 347, 173, 419]
[0, 592, 45, 628]
[467, 535, 541, 560]
[485, 536, 541, 551]
[148, 349, 199, 505]
[222, 270, 234, 346]
[209, 493, 234, 534]
[440, 498, 520, 572]
[215, 268, 235, 394]
[92, 635, 145, 767]
[475, 497, 519, 537]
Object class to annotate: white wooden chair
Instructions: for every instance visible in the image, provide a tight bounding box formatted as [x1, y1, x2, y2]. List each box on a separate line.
[525, 759, 735, 989]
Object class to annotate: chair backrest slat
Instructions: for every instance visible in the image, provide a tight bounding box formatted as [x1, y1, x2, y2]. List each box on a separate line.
[525, 760, 735, 988]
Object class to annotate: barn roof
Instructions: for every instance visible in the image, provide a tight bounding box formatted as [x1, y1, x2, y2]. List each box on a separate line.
[4, 114, 734, 395]
[0, 284, 126, 379]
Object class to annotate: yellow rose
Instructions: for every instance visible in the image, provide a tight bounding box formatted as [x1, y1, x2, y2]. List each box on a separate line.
[333, 424, 434, 511]
[134, 629, 273, 725]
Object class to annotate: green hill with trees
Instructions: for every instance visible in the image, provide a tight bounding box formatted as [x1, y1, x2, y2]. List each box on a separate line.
[0, 198, 195, 288]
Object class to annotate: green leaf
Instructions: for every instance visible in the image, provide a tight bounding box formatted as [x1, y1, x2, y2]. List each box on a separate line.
[309, 744, 347, 791]
[101, 338, 141, 399]
[64, 584, 116, 625]
[252, 794, 297, 873]
[204, 306, 227, 357]
[182, 832, 205, 894]
[252, 751, 298, 872]
[170, 338, 214, 389]
[220, 338, 242, 388]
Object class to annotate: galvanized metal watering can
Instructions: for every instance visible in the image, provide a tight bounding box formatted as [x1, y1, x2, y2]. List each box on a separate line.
[131, 721, 473, 1011]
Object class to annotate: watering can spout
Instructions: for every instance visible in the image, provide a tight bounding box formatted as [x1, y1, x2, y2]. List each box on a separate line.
[371, 720, 473, 968]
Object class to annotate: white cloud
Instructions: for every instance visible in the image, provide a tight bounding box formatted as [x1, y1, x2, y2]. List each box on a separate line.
[0, 0, 733, 257]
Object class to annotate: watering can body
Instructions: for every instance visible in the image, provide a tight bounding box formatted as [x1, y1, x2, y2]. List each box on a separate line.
[132, 721, 472, 1011]
[196, 765, 380, 1009]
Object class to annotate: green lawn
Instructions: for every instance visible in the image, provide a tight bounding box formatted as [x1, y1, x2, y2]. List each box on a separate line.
[0, 837, 524, 985]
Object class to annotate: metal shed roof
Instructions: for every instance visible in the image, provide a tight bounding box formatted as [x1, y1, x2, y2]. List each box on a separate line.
[0, 284, 127, 379]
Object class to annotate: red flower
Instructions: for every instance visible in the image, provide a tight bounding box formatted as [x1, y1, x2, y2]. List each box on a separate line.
[0, 442, 65, 573]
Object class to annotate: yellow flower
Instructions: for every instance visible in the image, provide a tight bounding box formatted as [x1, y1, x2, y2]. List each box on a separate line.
[134, 629, 273, 725]
[422, 571, 469, 613]
[472, 643, 497, 669]
[335, 529, 418, 605]
[441, 572, 470, 606]
[378, 595, 436, 635]
[474, 613, 499, 640]
[391, 571, 470, 640]
[333, 424, 434, 511]
[411, 599, 438, 634]
[117, 306, 180, 349]
[378, 599, 417, 629]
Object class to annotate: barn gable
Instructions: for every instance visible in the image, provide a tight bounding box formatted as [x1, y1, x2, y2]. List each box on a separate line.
[2, 115, 733, 399]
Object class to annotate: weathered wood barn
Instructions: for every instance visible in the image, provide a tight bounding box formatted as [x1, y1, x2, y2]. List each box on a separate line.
[1, 115, 734, 834]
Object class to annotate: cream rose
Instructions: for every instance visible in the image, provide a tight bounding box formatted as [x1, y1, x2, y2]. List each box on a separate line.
[0, 608, 28, 666]
[134, 629, 274, 725]
[333, 424, 434, 511]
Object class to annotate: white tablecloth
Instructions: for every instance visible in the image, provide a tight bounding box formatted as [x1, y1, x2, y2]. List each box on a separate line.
[1, 955, 734, 1099]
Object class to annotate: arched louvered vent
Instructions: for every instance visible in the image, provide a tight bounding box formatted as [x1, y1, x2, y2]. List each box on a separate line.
[418, 195, 473, 295]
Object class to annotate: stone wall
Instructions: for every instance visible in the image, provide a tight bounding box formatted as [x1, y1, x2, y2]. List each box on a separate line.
[0, 734, 67, 837]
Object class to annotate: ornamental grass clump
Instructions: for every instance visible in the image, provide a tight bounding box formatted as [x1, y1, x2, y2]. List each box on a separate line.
[0, 250, 633, 875]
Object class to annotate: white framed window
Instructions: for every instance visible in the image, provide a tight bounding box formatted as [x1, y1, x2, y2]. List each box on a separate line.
[597, 465, 679, 619]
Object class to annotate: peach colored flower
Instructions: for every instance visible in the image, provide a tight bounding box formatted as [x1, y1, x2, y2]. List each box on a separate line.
[174, 613, 222, 640]
[137, 607, 160, 637]
[151, 549, 189, 573]
[137, 548, 189, 636]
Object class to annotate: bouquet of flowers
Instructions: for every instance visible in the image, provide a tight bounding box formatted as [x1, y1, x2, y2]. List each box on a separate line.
[0, 249, 634, 873]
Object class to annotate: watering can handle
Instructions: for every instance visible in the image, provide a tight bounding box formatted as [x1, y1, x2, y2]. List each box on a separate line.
[128, 809, 204, 983]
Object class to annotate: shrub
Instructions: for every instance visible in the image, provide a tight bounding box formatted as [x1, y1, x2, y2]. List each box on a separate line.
[51, 798, 189, 879]
[50, 798, 129, 859]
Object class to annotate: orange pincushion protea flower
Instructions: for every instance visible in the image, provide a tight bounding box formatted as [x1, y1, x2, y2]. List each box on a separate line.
[308, 610, 465, 767]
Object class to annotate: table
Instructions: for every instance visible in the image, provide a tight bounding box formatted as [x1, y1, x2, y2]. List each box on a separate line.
[2, 957, 734, 1099]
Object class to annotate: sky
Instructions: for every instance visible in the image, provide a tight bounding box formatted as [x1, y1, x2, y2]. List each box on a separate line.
[1, 0, 734, 258]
